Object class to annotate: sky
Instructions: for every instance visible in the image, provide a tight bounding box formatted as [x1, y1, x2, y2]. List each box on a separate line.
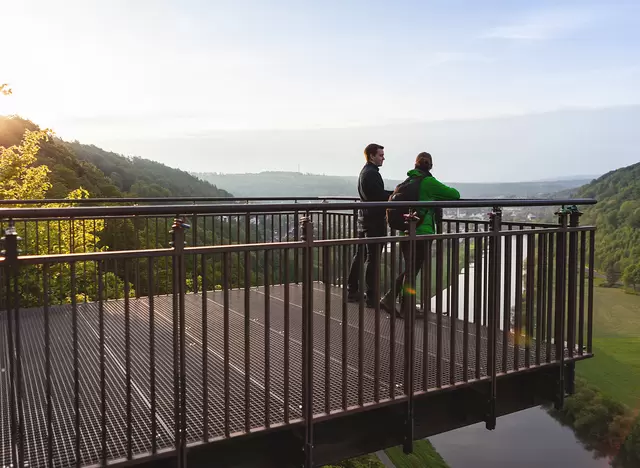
[1, 0, 639, 181]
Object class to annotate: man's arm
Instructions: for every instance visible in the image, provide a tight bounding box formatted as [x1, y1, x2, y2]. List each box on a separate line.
[429, 177, 461, 200]
[362, 170, 393, 201]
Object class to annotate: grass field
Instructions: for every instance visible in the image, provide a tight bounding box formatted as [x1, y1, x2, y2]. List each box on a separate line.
[385, 440, 450, 468]
[575, 281, 640, 410]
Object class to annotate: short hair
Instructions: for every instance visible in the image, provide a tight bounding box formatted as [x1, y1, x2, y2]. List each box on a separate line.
[415, 152, 433, 170]
[364, 143, 384, 161]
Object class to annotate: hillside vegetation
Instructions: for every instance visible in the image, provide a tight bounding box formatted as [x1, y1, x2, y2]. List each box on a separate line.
[577, 161, 640, 288]
[193, 170, 590, 199]
[0, 116, 231, 200]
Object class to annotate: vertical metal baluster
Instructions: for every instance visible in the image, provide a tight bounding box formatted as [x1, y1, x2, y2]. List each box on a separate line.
[435, 238, 443, 388]
[463, 226, 470, 382]
[244, 232, 252, 433]
[546, 236, 555, 363]
[97, 260, 107, 464]
[263, 250, 271, 428]
[540, 233, 548, 352]
[423, 239, 432, 390]
[301, 216, 314, 468]
[390, 229, 397, 399]
[283, 248, 290, 423]
[525, 233, 535, 368]
[237, 215, 242, 284]
[4, 231, 19, 467]
[124, 260, 132, 458]
[202, 254, 208, 442]
[193, 214, 199, 292]
[450, 235, 460, 385]
[536, 233, 544, 366]
[374, 238, 381, 403]
[587, 231, 595, 354]
[44, 263, 54, 466]
[71, 261, 80, 467]
[554, 211, 568, 409]
[446, 224, 451, 317]
[403, 218, 417, 454]
[322, 212, 331, 413]
[148, 257, 157, 454]
[578, 231, 586, 355]
[502, 231, 512, 374]
[474, 233, 483, 380]
[486, 207, 502, 430]
[358, 236, 365, 406]
[514, 234, 523, 370]
[483, 229, 489, 327]
[566, 209, 581, 394]
[341, 243, 348, 410]
[223, 252, 231, 437]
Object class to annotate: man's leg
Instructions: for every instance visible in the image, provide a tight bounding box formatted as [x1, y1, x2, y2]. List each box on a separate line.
[400, 240, 426, 318]
[364, 228, 386, 307]
[346, 231, 365, 300]
[380, 240, 408, 315]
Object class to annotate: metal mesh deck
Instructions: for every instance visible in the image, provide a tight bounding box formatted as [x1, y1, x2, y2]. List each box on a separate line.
[0, 283, 566, 468]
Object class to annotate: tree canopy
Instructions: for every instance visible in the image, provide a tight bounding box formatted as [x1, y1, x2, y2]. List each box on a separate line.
[577, 161, 640, 287]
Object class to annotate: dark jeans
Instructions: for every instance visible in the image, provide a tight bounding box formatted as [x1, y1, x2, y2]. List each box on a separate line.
[387, 240, 427, 304]
[347, 228, 386, 299]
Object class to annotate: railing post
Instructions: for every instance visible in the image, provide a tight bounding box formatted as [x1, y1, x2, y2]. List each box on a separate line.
[566, 206, 581, 395]
[170, 216, 190, 468]
[403, 215, 418, 454]
[2, 219, 24, 468]
[554, 208, 568, 410]
[486, 207, 501, 430]
[300, 215, 315, 468]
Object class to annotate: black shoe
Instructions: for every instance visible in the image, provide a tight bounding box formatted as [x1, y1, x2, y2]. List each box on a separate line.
[380, 293, 399, 316]
[399, 304, 425, 320]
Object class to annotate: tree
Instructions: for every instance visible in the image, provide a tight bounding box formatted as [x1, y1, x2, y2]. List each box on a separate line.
[622, 263, 640, 291]
[0, 128, 53, 201]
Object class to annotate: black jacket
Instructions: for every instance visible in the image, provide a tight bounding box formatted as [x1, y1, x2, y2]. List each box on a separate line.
[357, 162, 393, 232]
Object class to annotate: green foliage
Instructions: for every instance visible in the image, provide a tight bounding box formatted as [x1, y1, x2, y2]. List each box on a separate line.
[0, 128, 52, 200]
[622, 263, 640, 292]
[547, 378, 640, 466]
[67, 141, 232, 198]
[385, 440, 450, 468]
[322, 454, 384, 468]
[577, 162, 640, 283]
[0, 116, 233, 200]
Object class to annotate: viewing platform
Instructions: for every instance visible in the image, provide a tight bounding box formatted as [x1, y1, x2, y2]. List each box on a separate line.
[0, 197, 597, 468]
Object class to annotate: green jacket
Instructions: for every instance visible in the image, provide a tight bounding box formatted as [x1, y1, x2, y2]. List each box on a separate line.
[408, 168, 461, 235]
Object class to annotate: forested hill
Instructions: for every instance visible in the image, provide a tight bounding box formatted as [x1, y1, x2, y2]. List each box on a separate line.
[577, 161, 640, 286]
[0, 116, 232, 199]
[193, 170, 592, 199]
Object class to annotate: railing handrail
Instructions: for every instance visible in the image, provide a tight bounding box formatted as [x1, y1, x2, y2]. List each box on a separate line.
[0, 198, 597, 219]
[0, 196, 360, 205]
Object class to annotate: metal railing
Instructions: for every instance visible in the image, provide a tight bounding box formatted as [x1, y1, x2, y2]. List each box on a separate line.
[0, 197, 596, 468]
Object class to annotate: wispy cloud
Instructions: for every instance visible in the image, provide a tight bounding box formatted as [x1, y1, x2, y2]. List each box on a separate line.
[428, 51, 494, 65]
[482, 7, 598, 41]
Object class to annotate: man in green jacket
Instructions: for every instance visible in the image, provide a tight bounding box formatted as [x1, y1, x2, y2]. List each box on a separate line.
[380, 152, 460, 318]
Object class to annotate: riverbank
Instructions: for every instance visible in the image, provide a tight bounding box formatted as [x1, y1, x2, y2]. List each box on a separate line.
[545, 378, 640, 467]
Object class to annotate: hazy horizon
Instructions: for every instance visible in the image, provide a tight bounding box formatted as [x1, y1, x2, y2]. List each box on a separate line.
[81, 105, 640, 183]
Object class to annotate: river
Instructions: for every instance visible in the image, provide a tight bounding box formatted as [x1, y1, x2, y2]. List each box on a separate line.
[429, 406, 612, 468]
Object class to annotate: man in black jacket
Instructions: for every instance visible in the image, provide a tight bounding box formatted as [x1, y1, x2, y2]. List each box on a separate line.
[347, 143, 393, 307]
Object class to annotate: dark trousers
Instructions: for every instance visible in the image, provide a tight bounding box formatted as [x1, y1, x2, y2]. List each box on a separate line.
[388, 240, 427, 303]
[347, 228, 386, 299]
